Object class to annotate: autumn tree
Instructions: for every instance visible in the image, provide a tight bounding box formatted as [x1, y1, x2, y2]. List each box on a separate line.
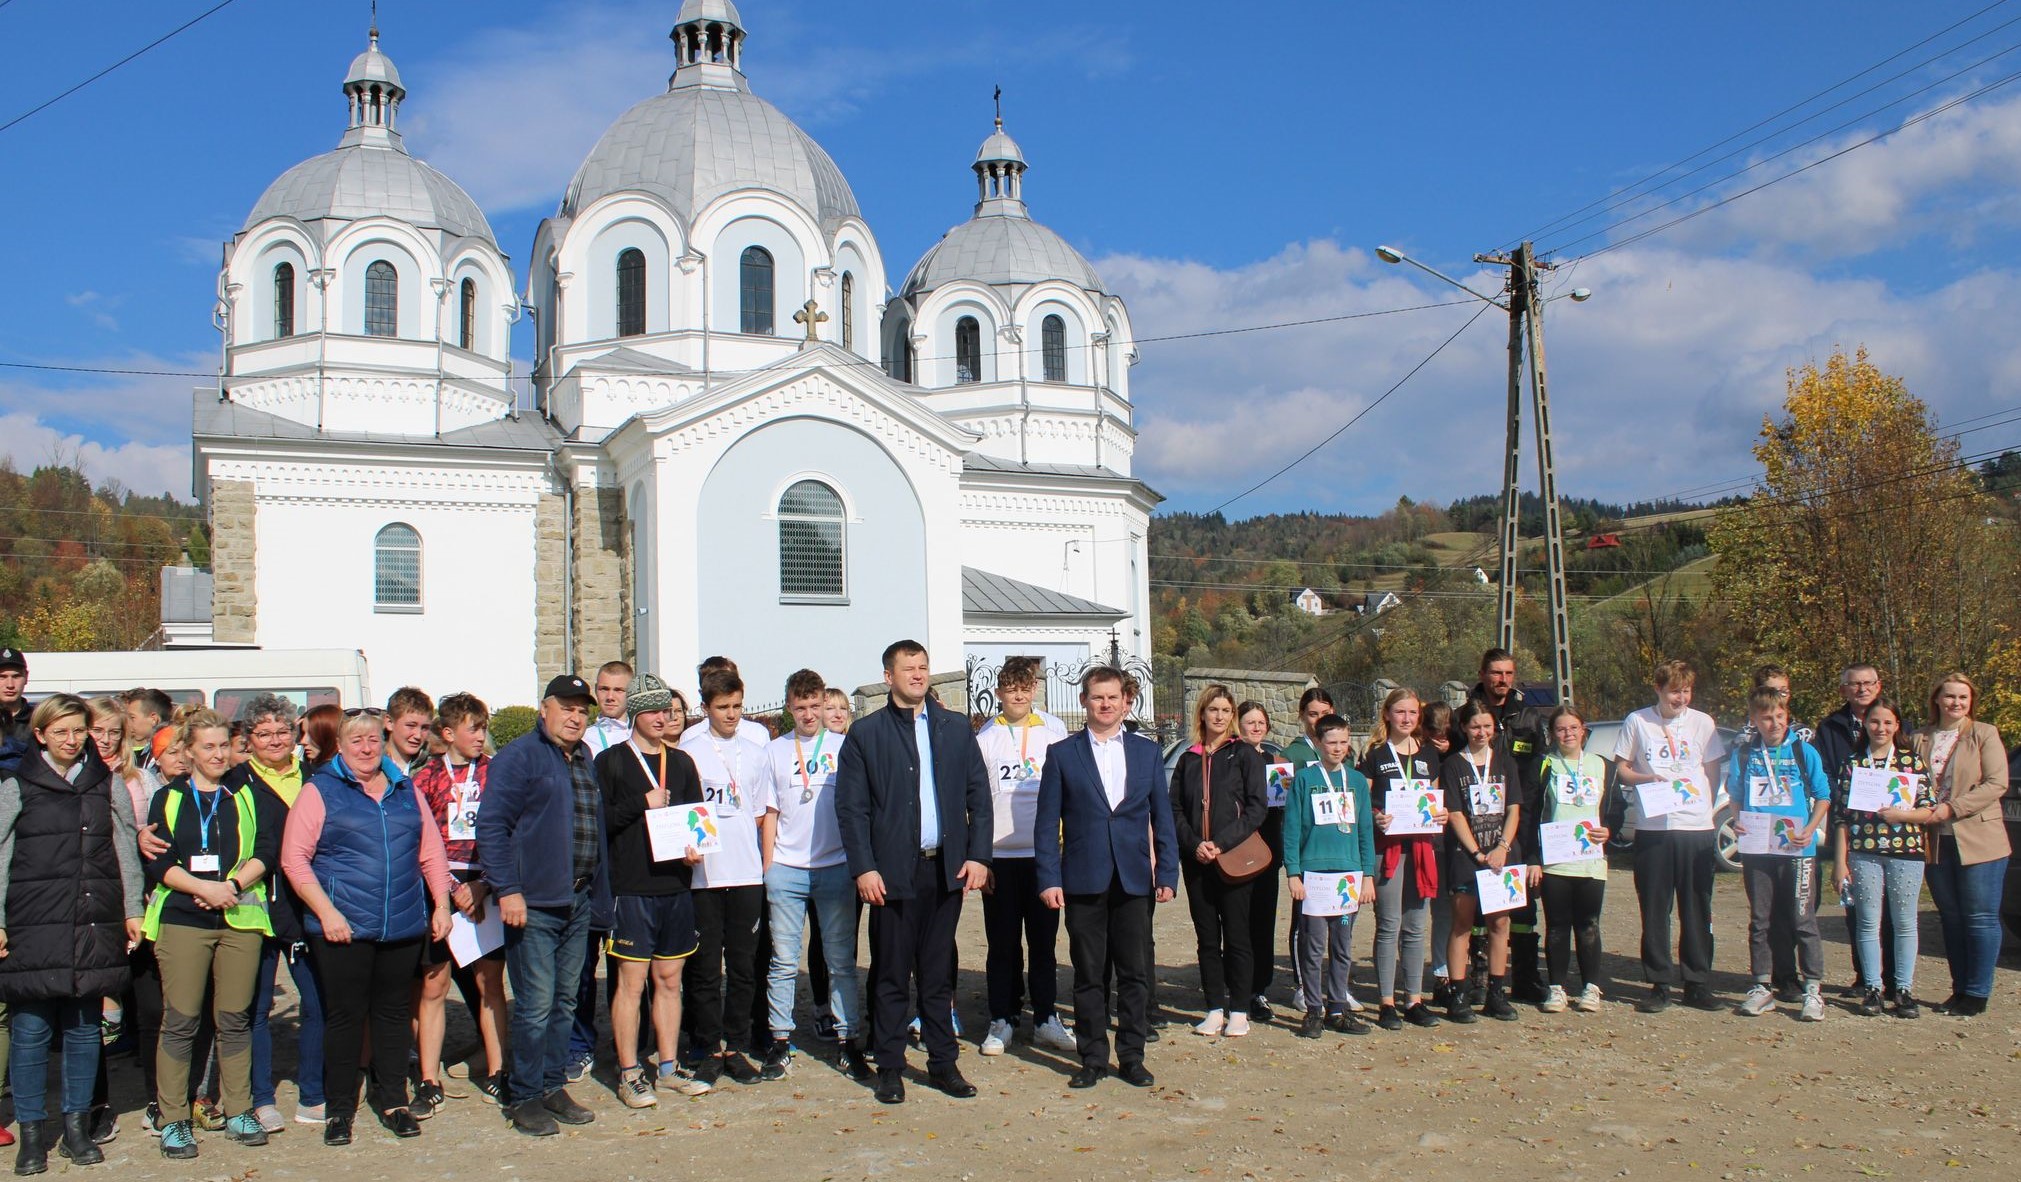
[1708, 348, 2016, 718]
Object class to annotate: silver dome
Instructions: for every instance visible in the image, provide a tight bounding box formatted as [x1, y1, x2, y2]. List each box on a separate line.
[903, 215, 1103, 296]
[561, 86, 859, 227]
[677, 0, 744, 25]
[244, 147, 496, 243]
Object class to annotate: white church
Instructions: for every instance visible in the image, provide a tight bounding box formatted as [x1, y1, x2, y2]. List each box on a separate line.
[191, 1, 1158, 711]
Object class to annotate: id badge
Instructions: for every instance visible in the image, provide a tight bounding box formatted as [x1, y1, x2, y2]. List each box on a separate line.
[189, 853, 222, 874]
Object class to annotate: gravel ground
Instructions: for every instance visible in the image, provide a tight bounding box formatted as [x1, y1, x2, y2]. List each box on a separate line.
[62, 873, 2021, 1180]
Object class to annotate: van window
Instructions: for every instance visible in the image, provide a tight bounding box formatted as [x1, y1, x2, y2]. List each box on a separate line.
[212, 687, 343, 720]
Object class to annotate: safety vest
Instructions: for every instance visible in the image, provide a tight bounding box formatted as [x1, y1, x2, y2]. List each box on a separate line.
[142, 786, 273, 940]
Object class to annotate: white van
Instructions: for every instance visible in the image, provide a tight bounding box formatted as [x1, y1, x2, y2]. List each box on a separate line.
[24, 649, 370, 719]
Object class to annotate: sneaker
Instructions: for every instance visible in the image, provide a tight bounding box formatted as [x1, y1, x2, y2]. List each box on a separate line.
[1446, 990, 1478, 1024]
[1324, 1010, 1369, 1035]
[1682, 984, 1723, 1011]
[160, 1119, 198, 1160]
[949, 1005, 963, 1038]
[618, 1065, 658, 1109]
[908, 1015, 923, 1044]
[761, 1039, 793, 1081]
[411, 1080, 445, 1120]
[1248, 994, 1274, 1023]
[1297, 1009, 1325, 1038]
[1377, 1004, 1404, 1031]
[1737, 984, 1776, 1017]
[293, 1102, 325, 1125]
[1893, 993, 1921, 1020]
[1775, 978, 1805, 1004]
[671, 1061, 716, 1097]
[253, 1105, 285, 1135]
[1857, 988, 1885, 1017]
[839, 1041, 874, 1081]
[718, 1052, 761, 1085]
[223, 1112, 268, 1147]
[88, 1104, 117, 1144]
[981, 1019, 1014, 1056]
[1402, 1001, 1441, 1029]
[1193, 1009, 1226, 1036]
[194, 1098, 226, 1132]
[1033, 1015, 1076, 1052]
[1800, 985, 1826, 1022]
[1223, 1012, 1251, 1037]
[566, 1051, 594, 1083]
[1483, 982, 1519, 1022]
[1540, 985, 1569, 1013]
[1635, 984, 1672, 1014]
[1343, 993, 1365, 1013]
[1573, 984, 1605, 1013]
[474, 1072, 507, 1106]
[812, 1013, 839, 1042]
[143, 1101, 165, 1137]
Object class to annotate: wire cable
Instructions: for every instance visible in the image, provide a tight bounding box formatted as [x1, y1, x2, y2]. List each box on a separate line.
[0, 0, 244, 136]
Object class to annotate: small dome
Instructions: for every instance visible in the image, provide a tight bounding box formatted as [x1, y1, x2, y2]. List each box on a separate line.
[561, 86, 859, 227]
[245, 148, 495, 243]
[902, 215, 1103, 296]
[975, 129, 1024, 166]
[677, 0, 743, 25]
[345, 31, 402, 91]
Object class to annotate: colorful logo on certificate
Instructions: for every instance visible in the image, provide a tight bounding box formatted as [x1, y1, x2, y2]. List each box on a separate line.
[1415, 792, 1440, 828]
[688, 807, 720, 847]
[1670, 778, 1703, 807]
[1335, 875, 1356, 910]
[1495, 869, 1525, 907]
[1772, 817, 1802, 850]
[1885, 775, 1913, 808]
[1572, 820, 1601, 855]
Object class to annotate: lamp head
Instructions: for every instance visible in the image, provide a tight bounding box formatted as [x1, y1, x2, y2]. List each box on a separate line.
[1569, 288, 1593, 302]
[1375, 245, 1405, 264]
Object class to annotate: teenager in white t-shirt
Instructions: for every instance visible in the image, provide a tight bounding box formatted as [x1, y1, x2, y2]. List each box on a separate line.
[756, 671, 870, 1082]
[1612, 658, 1728, 1015]
[974, 658, 1076, 1055]
[582, 661, 634, 756]
[680, 671, 775, 1087]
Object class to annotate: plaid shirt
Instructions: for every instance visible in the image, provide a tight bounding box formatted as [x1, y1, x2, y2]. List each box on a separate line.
[566, 746, 602, 883]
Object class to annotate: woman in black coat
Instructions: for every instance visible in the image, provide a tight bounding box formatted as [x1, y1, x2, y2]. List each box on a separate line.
[0, 693, 145, 1172]
[1169, 685, 1268, 1037]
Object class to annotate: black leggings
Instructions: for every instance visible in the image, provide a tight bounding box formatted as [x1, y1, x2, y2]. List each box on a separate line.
[311, 936, 422, 1117]
[1540, 875, 1606, 990]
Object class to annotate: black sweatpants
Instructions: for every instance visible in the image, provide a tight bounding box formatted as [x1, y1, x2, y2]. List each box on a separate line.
[1540, 874, 1606, 989]
[1066, 881, 1151, 1069]
[1180, 862, 1254, 1013]
[982, 856, 1060, 1024]
[866, 854, 964, 1071]
[1632, 829, 1716, 986]
[1247, 808, 1285, 1001]
[689, 884, 765, 1055]
[311, 936, 422, 1117]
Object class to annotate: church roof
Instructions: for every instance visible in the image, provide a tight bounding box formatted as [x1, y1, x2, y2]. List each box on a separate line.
[903, 215, 1103, 295]
[194, 392, 560, 452]
[246, 148, 495, 241]
[961, 454, 1131, 481]
[963, 567, 1124, 621]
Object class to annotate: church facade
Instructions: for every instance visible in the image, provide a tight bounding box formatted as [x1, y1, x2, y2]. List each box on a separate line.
[191, 1, 1157, 710]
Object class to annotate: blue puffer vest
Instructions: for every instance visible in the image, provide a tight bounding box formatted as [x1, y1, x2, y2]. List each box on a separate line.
[305, 756, 428, 943]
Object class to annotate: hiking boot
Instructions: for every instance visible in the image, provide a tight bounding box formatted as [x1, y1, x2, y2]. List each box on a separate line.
[1483, 981, 1519, 1021]
[158, 1119, 197, 1161]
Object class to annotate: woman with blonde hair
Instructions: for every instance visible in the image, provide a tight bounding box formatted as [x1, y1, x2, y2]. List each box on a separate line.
[1167, 686, 1267, 1036]
[1911, 672, 2010, 1017]
[1359, 687, 1450, 1030]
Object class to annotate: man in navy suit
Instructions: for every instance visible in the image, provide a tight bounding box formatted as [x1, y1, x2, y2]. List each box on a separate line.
[1036, 666, 1179, 1089]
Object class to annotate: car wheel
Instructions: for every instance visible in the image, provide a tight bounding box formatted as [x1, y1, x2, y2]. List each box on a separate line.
[1713, 805, 1740, 872]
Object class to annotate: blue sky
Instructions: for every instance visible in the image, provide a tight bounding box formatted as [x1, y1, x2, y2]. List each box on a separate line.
[4, 0, 2021, 513]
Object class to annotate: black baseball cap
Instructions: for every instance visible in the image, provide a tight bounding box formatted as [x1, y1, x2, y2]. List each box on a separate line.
[543, 674, 594, 702]
[0, 648, 24, 674]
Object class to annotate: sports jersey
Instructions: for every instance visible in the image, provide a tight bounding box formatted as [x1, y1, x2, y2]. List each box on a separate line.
[975, 711, 1069, 857]
[760, 728, 848, 870]
[682, 728, 772, 888]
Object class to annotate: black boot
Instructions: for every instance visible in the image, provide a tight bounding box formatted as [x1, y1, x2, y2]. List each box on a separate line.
[1509, 931, 1548, 1004]
[1446, 986, 1478, 1024]
[1483, 977, 1519, 1021]
[13, 1119, 49, 1177]
[57, 1113, 102, 1166]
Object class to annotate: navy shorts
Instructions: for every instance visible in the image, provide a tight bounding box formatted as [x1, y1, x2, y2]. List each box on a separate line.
[609, 893, 699, 962]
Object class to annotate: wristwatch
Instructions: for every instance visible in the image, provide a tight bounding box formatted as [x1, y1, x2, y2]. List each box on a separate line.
[225, 876, 244, 895]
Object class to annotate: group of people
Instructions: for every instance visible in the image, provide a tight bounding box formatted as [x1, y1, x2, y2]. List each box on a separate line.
[0, 639, 2010, 1167]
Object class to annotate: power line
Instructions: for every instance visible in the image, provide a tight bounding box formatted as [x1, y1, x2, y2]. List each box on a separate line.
[0, 0, 245, 136]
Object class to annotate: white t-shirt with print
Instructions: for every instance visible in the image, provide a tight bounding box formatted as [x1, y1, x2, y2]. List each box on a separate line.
[760, 729, 847, 871]
[976, 713, 1070, 857]
[678, 717, 771, 752]
[683, 729, 773, 888]
[1613, 705, 1727, 832]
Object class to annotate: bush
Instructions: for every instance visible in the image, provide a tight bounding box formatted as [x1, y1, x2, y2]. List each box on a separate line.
[489, 705, 538, 748]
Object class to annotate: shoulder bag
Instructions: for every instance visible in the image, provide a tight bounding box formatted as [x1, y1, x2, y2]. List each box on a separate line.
[1203, 745, 1273, 884]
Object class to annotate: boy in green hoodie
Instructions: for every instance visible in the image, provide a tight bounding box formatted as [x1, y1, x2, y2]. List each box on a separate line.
[1283, 714, 1377, 1037]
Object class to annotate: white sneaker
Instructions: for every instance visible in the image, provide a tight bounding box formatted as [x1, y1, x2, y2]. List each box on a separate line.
[1738, 984, 1776, 1017]
[293, 1102, 325, 1125]
[1193, 1009, 1226, 1036]
[1800, 985, 1826, 1022]
[981, 1019, 1014, 1056]
[1573, 984, 1604, 1013]
[1223, 1012, 1251, 1037]
[1342, 993, 1365, 1013]
[254, 1104, 287, 1134]
[1540, 985, 1569, 1013]
[1033, 1015, 1076, 1052]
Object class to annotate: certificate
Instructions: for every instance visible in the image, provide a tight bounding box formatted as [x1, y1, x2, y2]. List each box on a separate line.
[646, 803, 723, 861]
[1847, 766, 1920, 813]
[1735, 811, 1805, 856]
[447, 907, 505, 968]
[1264, 762, 1296, 808]
[1301, 871, 1365, 917]
[1383, 787, 1444, 835]
[1476, 865, 1529, 914]
[1538, 819, 1606, 864]
[1311, 790, 1355, 828]
[1635, 774, 1706, 819]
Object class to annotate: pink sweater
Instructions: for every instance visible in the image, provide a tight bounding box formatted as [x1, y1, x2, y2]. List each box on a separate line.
[281, 781, 455, 904]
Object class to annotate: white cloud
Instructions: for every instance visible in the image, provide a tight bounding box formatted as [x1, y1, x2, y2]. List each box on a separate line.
[0, 353, 210, 500]
[0, 413, 189, 500]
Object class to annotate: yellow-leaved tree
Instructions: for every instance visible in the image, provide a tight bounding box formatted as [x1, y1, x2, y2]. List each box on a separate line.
[1708, 348, 2016, 719]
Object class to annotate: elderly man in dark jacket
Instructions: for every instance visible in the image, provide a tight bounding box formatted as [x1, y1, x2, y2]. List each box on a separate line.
[833, 640, 992, 1105]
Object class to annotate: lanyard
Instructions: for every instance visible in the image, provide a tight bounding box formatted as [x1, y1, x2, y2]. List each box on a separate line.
[794, 729, 828, 798]
[192, 785, 223, 853]
[450, 758, 478, 795]
[628, 741, 667, 791]
[1323, 764, 1351, 832]
[1758, 745, 1784, 802]
[1464, 749, 1493, 788]
[1386, 743, 1418, 792]
[709, 738, 742, 799]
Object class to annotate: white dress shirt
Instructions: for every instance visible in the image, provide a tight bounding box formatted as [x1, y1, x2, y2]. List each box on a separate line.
[1089, 729, 1129, 812]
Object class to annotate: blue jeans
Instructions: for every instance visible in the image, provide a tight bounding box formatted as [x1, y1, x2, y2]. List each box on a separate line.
[250, 940, 326, 1108]
[9, 997, 100, 1122]
[764, 862, 862, 1039]
[505, 890, 592, 1104]
[1849, 853, 1923, 994]
[567, 929, 602, 1061]
[1925, 847, 2009, 1000]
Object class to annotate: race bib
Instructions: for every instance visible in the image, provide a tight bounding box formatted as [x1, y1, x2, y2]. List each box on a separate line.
[1556, 773, 1600, 807]
[1469, 779, 1506, 816]
[446, 781, 482, 842]
[1311, 791, 1354, 827]
[1749, 775, 1792, 809]
[704, 778, 744, 816]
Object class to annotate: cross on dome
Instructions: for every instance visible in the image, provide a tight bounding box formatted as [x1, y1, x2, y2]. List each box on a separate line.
[974, 98, 1028, 218]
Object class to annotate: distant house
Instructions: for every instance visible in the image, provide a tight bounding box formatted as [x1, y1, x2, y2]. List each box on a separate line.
[1587, 534, 1622, 550]
[1292, 587, 1328, 616]
[1471, 566, 1490, 584]
[1356, 590, 1401, 616]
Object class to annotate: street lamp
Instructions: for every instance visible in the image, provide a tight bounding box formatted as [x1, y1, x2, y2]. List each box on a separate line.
[1374, 245, 1507, 308]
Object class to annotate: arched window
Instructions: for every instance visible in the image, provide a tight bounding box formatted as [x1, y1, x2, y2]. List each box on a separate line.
[458, 278, 477, 350]
[273, 262, 295, 339]
[739, 246, 774, 335]
[1042, 314, 1067, 383]
[954, 316, 981, 383]
[778, 480, 845, 600]
[373, 523, 422, 611]
[616, 248, 646, 338]
[364, 260, 398, 337]
[840, 271, 855, 353]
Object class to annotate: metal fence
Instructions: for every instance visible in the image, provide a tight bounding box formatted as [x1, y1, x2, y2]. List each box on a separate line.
[965, 653, 1177, 745]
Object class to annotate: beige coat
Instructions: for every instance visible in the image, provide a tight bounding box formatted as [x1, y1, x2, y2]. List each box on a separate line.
[1912, 720, 2012, 865]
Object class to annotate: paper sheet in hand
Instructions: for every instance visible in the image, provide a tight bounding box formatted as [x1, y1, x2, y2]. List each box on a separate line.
[1735, 811, 1805, 856]
[1846, 766, 1920, 813]
[647, 803, 723, 861]
[447, 908, 504, 968]
[1264, 762, 1295, 808]
[1383, 787, 1444, 835]
[1301, 871, 1364, 917]
[1476, 865, 1529, 913]
[1634, 773, 1706, 819]
[1538, 819, 1606, 864]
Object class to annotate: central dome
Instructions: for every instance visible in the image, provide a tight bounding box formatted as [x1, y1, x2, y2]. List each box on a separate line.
[559, 85, 860, 228]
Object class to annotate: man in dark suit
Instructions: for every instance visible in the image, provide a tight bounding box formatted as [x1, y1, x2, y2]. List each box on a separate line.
[1036, 666, 1179, 1089]
[833, 640, 992, 1104]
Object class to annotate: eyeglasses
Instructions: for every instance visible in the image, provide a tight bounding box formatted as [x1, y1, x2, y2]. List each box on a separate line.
[251, 727, 292, 741]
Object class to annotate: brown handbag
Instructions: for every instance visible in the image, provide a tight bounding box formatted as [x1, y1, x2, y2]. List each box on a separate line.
[1202, 745, 1274, 884]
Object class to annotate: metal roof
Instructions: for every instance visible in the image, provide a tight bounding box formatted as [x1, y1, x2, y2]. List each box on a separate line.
[194, 392, 561, 452]
[962, 566, 1124, 620]
[962, 454, 1126, 480]
[677, 0, 744, 25]
[903, 214, 1103, 296]
[244, 145, 496, 242]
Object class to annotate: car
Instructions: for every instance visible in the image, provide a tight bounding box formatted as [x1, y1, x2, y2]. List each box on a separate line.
[1590, 719, 1743, 872]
